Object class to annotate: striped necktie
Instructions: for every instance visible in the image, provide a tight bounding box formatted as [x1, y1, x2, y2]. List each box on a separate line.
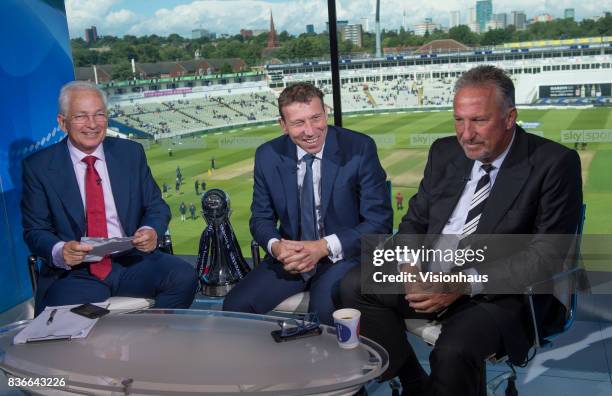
[461, 164, 494, 238]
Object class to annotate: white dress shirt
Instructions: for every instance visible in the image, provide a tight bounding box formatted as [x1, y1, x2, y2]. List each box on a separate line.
[267, 144, 344, 263]
[437, 130, 516, 294]
[51, 139, 127, 269]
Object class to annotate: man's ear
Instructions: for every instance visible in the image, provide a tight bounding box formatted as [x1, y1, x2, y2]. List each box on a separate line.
[278, 117, 288, 134]
[506, 107, 517, 131]
[57, 114, 67, 133]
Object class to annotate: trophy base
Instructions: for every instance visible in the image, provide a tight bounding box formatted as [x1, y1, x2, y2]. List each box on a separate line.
[201, 283, 236, 297]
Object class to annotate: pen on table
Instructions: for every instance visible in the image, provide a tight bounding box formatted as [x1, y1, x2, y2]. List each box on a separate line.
[47, 309, 57, 326]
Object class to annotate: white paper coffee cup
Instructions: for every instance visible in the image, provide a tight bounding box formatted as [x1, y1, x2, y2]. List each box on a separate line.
[332, 308, 361, 349]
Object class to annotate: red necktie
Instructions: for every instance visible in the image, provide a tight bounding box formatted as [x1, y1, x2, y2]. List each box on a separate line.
[82, 156, 112, 280]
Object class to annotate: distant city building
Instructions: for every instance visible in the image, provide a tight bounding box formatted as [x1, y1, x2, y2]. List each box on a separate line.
[239, 27, 267, 40]
[511, 11, 527, 30]
[360, 17, 370, 32]
[267, 11, 280, 48]
[325, 20, 349, 33]
[564, 8, 575, 20]
[450, 11, 461, 28]
[413, 18, 440, 36]
[476, 0, 493, 33]
[192, 28, 216, 40]
[340, 24, 363, 47]
[469, 7, 479, 33]
[251, 29, 268, 36]
[486, 13, 507, 30]
[534, 13, 553, 23]
[85, 26, 97, 44]
[306, 24, 315, 34]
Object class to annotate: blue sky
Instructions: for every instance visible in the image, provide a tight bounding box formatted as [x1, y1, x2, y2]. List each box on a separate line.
[65, 0, 611, 39]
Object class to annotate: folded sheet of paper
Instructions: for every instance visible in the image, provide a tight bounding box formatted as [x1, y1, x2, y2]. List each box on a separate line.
[13, 302, 109, 344]
[81, 236, 134, 262]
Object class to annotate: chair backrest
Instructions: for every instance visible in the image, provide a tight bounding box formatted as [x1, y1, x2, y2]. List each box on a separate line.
[528, 203, 586, 348]
[558, 203, 587, 336]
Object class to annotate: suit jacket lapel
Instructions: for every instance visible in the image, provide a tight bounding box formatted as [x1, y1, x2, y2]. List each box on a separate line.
[430, 154, 473, 235]
[276, 136, 299, 239]
[320, 127, 340, 219]
[477, 127, 531, 234]
[48, 138, 86, 235]
[103, 139, 131, 229]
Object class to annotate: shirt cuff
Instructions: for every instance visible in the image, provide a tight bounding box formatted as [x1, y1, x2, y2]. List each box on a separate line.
[267, 238, 280, 257]
[463, 268, 483, 296]
[396, 259, 422, 274]
[324, 234, 343, 263]
[51, 241, 71, 270]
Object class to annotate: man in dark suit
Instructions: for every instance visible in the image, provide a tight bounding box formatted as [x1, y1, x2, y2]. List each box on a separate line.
[21, 81, 197, 315]
[223, 83, 393, 325]
[341, 66, 582, 395]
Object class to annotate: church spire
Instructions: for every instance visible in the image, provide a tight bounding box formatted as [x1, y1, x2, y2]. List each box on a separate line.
[267, 10, 280, 48]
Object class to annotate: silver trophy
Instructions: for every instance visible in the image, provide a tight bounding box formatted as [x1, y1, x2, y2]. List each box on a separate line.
[196, 189, 251, 296]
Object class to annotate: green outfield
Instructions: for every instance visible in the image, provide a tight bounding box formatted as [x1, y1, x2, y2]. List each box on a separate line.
[145, 107, 612, 270]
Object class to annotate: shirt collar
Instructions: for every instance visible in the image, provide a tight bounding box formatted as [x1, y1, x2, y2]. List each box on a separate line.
[297, 144, 325, 162]
[67, 138, 106, 166]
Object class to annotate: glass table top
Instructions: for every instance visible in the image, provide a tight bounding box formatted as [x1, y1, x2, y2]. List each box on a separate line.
[0, 309, 388, 395]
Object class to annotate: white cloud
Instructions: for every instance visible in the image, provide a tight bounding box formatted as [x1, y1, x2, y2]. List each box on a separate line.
[65, 0, 612, 38]
[105, 9, 139, 27]
[65, 0, 118, 37]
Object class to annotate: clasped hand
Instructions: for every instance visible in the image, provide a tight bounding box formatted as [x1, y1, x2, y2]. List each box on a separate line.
[399, 263, 464, 314]
[62, 228, 158, 266]
[272, 239, 329, 274]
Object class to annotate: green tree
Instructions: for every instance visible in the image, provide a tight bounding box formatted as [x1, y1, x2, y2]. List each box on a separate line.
[449, 25, 479, 46]
[481, 28, 512, 46]
[219, 63, 233, 74]
[112, 62, 134, 80]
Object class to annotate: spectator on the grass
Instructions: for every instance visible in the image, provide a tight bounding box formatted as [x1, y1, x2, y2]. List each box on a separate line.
[175, 177, 181, 193]
[162, 182, 169, 198]
[395, 191, 404, 210]
[189, 203, 196, 220]
[195, 179, 200, 195]
[201, 180, 207, 192]
[179, 202, 187, 221]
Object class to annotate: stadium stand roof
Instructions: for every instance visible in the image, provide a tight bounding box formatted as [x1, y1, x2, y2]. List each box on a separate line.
[416, 39, 470, 54]
[76, 58, 249, 82]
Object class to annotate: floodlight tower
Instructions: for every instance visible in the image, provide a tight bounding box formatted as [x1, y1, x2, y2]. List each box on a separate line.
[375, 0, 381, 58]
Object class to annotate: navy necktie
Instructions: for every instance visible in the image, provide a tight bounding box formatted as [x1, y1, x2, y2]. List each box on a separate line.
[300, 154, 318, 241]
[300, 154, 318, 280]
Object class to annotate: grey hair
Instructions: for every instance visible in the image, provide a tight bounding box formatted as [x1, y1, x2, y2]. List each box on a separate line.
[454, 65, 515, 110]
[58, 81, 108, 115]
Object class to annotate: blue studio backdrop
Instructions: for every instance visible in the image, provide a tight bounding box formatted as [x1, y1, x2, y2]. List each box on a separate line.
[0, 0, 73, 313]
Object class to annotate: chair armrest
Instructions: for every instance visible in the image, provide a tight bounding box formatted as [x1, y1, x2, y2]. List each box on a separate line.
[28, 255, 39, 293]
[251, 240, 261, 267]
[158, 232, 174, 255]
[524, 267, 585, 295]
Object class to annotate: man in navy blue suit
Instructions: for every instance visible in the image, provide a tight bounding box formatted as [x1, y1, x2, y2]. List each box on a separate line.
[223, 83, 393, 324]
[21, 81, 197, 315]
